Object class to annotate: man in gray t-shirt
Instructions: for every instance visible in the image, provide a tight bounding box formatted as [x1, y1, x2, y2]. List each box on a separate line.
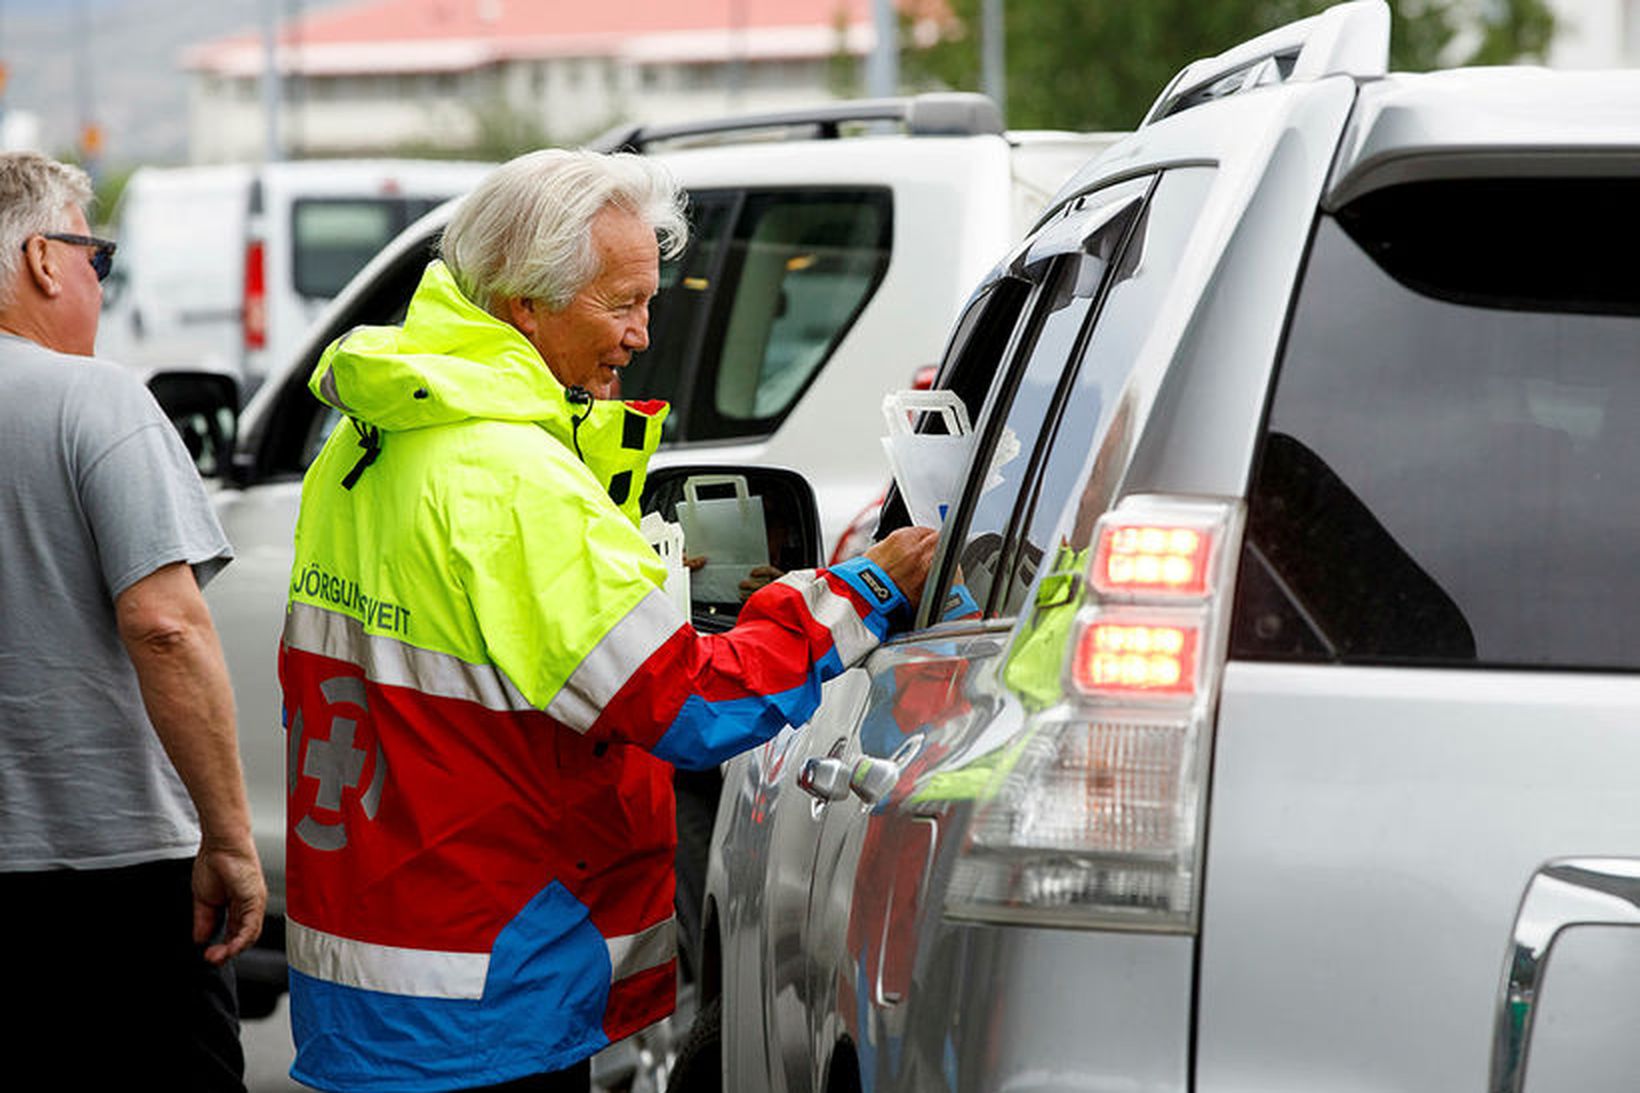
[0, 152, 265, 1090]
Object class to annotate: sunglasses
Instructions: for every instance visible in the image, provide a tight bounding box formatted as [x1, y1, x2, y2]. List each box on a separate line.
[24, 231, 117, 282]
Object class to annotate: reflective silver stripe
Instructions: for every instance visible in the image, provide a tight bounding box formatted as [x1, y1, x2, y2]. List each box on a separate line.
[287, 918, 489, 999]
[284, 601, 535, 713]
[607, 917, 677, 982]
[314, 367, 354, 415]
[778, 570, 879, 667]
[546, 589, 683, 733]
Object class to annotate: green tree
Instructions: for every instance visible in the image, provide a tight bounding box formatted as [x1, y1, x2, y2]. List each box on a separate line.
[911, 0, 1556, 131]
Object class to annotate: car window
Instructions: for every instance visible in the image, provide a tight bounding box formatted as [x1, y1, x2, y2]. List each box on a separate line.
[292, 199, 417, 300]
[868, 276, 1036, 550]
[687, 188, 892, 441]
[1232, 177, 1640, 670]
[933, 179, 1149, 619]
[620, 192, 738, 441]
[997, 167, 1215, 617]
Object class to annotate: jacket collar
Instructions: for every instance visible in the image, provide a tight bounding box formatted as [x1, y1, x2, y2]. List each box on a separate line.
[309, 260, 668, 523]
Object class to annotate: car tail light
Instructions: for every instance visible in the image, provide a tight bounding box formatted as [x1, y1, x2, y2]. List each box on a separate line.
[1072, 615, 1200, 696]
[1092, 521, 1214, 598]
[243, 239, 266, 351]
[946, 496, 1240, 933]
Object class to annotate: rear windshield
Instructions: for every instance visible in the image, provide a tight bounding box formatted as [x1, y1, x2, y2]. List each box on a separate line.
[1233, 178, 1640, 671]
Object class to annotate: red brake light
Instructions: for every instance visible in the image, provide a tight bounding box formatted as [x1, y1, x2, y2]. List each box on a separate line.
[1092, 522, 1213, 598]
[243, 240, 266, 350]
[1072, 620, 1199, 696]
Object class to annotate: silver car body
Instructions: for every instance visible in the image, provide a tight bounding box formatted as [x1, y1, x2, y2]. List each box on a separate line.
[703, 4, 1640, 1090]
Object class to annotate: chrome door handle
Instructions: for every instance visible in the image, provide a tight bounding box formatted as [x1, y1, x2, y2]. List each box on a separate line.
[798, 756, 851, 802]
[849, 756, 901, 805]
[1489, 857, 1640, 1093]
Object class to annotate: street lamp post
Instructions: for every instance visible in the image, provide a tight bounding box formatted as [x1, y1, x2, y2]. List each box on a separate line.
[867, 0, 898, 98]
[261, 0, 282, 162]
[982, 0, 1006, 119]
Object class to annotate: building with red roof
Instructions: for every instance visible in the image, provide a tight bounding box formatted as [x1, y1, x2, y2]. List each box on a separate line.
[183, 0, 948, 162]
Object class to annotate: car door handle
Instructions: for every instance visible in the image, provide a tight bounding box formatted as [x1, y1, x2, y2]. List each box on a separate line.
[1489, 857, 1640, 1093]
[849, 756, 901, 805]
[798, 756, 852, 802]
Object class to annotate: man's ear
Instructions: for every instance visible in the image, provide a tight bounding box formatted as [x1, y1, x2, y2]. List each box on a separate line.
[21, 236, 60, 299]
[503, 296, 537, 338]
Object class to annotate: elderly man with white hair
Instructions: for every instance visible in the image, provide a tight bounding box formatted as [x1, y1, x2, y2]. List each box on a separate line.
[279, 148, 936, 1092]
[0, 151, 265, 1090]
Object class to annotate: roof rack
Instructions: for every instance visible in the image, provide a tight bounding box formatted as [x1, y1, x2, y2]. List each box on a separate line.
[1140, 0, 1389, 127]
[588, 92, 1005, 154]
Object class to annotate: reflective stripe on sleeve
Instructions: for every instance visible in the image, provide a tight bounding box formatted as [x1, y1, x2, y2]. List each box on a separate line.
[318, 366, 356, 416]
[546, 588, 684, 733]
[283, 601, 534, 713]
[778, 570, 879, 667]
[606, 917, 677, 982]
[287, 918, 489, 1000]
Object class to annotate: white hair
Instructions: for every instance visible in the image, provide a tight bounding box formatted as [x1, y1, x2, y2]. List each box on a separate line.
[0, 152, 94, 308]
[440, 148, 688, 314]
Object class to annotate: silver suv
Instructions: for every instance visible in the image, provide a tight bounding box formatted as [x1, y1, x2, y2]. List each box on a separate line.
[695, 4, 1640, 1091]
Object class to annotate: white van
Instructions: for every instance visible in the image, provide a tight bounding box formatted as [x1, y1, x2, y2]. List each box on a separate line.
[98, 159, 493, 399]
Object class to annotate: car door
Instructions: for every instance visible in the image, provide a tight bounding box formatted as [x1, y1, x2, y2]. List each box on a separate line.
[746, 167, 1219, 1091]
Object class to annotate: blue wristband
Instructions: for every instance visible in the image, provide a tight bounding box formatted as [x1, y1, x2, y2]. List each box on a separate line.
[830, 556, 911, 631]
[939, 583, 980, 622]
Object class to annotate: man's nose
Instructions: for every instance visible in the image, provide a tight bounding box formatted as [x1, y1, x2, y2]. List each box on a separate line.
[625, 311, 650, 351]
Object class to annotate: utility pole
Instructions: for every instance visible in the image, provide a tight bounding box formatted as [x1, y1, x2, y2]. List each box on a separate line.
[727, 0, 746, 108]
[982, 0, 1006, 119]
[0, 0, 9, 150]
[260, 0, 282, 162]
[866, 0, 898, 98]
[75, 0, 101, 176]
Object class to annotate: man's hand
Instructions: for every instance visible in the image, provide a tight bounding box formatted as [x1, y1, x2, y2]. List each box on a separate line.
[864, 526, 939, 612]
[118, 562, 266, 965]
[193, 840, 267, 966]
[739, 564, 784, 602]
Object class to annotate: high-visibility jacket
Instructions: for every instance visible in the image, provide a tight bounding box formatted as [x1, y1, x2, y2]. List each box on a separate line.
[279, 261, 911, 1092]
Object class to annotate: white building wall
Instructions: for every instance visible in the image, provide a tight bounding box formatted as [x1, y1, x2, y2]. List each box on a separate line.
[1547, 0, 1639, 67]
[186, 17, 872, 162]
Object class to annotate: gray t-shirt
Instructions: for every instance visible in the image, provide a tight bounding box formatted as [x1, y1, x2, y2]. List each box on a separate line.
[0, 335, 233, 871]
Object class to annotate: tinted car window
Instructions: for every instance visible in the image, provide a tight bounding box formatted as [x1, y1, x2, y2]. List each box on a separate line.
[937, 181, 1149, 618]
[689, 189, 891, 441]
[1234, 178, 1640, 669]
[869, 277, 1035, 562]
[621, 192, 736, 440]
[999, 168, 1213, 617]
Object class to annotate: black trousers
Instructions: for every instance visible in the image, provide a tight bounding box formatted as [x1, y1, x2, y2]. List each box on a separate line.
[0, 856, 245, 1091]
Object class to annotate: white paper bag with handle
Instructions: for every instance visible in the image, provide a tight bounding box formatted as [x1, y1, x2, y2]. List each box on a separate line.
[640, 511, 691, 618]
[676, 474, 769, 604]
[880, 389, 973, 529]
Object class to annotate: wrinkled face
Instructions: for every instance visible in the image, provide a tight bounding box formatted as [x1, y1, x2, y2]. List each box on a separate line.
[521, 204, 658, 400]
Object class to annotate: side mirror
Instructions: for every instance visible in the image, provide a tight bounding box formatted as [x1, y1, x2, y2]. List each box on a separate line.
[642, 464, 822, 633]
[145, 370, 240, 479]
